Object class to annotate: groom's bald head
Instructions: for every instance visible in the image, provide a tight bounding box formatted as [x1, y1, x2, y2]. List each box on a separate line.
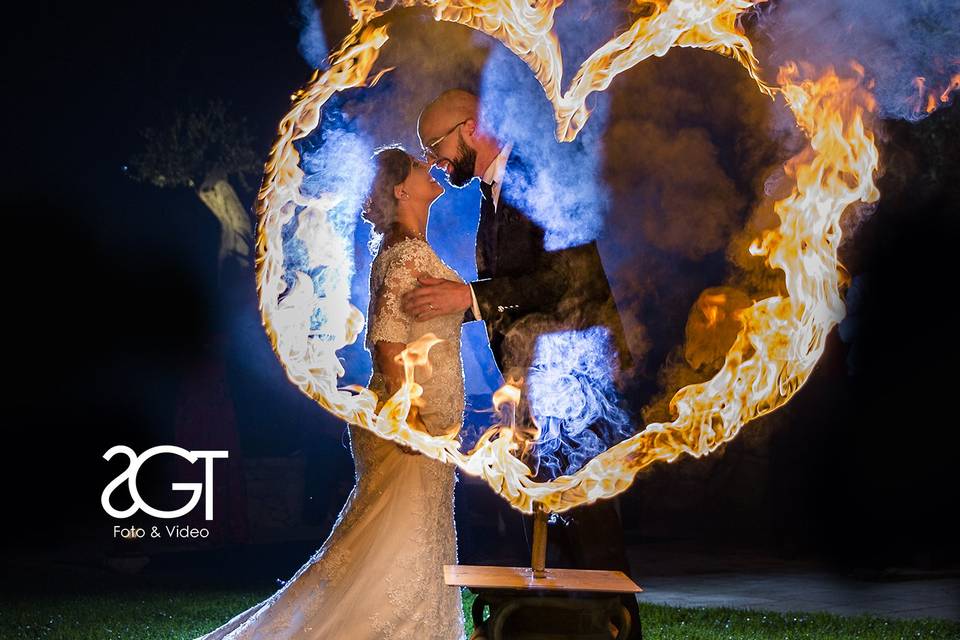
[417, 89, 479, 150]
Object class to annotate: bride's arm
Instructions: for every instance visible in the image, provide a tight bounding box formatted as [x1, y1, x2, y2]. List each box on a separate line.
[368, 247, 435, 455]
[373, 340, 406, 397]
[373, 340, 425, 456]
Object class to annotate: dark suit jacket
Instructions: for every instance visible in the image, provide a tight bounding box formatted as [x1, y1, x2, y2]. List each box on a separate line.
[467, 153, 633, 380]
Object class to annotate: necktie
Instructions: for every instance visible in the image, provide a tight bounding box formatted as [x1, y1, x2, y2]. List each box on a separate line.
[480, 180, 495, 206]
[480, 180, 497, 220]
[478, 180, 497, 277]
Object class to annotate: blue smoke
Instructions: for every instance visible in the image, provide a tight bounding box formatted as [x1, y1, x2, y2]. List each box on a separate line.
[280, 107, 375, 385]
[527, 327, 633, 476]
[300, 126, 374, 242]
[477, 1, 624, 250]
[286, 2, 642, 438]
[758, 0, 960, 120]
[475, 3, 637, 474]
[297, 0, 329, 69]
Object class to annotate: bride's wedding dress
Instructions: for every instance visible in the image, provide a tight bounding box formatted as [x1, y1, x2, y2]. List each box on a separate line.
[198, 237, 466, 639]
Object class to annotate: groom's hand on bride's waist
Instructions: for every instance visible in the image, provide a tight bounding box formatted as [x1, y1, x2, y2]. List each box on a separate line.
[402, 277, 471, 321]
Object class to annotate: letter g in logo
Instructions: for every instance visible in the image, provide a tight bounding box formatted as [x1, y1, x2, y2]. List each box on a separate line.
[101, 445, 229, 520]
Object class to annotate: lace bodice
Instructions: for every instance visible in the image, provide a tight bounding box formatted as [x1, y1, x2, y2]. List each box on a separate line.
[195, 237, 466, 640]
[366, 237, 466, 436]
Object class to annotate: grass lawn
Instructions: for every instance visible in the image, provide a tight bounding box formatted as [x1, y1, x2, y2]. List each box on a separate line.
[1, 588, 956, 639]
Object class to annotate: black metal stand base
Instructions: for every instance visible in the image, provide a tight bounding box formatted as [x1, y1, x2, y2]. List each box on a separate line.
[470, 588, 638, 640]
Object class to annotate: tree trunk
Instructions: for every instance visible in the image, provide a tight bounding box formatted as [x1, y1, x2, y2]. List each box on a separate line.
[196, 174, 253, 272]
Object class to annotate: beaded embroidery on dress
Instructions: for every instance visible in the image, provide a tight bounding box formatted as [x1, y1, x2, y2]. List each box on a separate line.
[196, 238, 466, 639]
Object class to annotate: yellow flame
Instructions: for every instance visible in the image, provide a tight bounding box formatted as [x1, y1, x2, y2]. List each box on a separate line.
[493, 381, 522, 416]
[255, 0, 880, 514]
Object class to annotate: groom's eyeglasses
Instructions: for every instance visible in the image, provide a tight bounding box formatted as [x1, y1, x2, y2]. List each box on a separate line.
[422, 119, 468, 162]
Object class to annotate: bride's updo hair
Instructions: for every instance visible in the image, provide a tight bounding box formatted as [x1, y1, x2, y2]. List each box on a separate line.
[362, 144, 413, 236]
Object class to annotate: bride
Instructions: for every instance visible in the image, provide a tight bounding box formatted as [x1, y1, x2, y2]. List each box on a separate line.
[197, 145, 467, 639]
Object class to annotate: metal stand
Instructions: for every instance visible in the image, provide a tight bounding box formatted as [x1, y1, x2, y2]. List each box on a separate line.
[445, 502, 642, 639]
[531, 502, 548, 579]
[472, 590, 632, 639]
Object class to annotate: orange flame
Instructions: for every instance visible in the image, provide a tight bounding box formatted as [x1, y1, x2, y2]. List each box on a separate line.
[699, 293, 728, 328]
[255, 1, 880, 514]
[911, 73, 960, 117]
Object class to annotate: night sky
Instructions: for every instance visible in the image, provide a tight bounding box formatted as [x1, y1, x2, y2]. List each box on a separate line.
[5, 1, 959, 573]
[7, 1, 331, 547]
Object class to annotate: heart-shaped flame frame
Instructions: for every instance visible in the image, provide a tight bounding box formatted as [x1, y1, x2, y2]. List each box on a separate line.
[254, 0, 879, 514]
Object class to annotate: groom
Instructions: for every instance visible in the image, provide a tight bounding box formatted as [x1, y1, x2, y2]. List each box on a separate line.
[402, 89, 641, 638]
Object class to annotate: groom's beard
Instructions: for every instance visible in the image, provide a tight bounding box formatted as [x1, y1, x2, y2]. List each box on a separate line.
[447, 134, 477, 188]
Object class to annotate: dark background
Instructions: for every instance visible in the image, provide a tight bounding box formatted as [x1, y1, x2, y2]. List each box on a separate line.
[3, 0, 958, 595]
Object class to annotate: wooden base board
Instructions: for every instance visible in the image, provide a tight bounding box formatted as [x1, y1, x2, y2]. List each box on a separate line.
[444, 564, 642, 594]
